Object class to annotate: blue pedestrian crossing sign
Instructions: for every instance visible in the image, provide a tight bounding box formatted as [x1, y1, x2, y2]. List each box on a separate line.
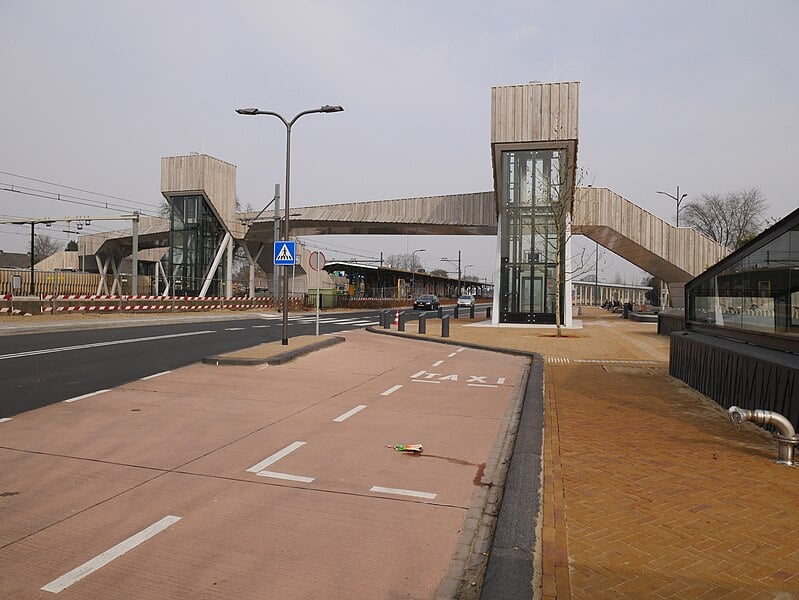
[274, 241, 296, 265]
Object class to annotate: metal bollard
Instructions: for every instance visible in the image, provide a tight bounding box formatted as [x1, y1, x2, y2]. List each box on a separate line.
[454, 306, 459, 319]
[469, 305, 475, 319]
[418, 314, 426, 334]
[398, 313, 405, 332]
[441, 315, 450, 337]
[437, 306, 443, 319]
[486, 306, 492, 319]
[381, 311, 389, 329]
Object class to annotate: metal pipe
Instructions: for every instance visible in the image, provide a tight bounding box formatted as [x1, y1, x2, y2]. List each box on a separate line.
[728, 406, 798, 466]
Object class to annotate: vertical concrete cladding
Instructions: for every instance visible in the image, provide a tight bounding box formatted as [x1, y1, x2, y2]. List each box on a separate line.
[160, 154, 245, 239]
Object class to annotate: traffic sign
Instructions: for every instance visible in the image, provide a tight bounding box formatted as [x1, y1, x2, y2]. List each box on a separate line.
[274, 241, 296, 265]
[308, 250, 326, 271]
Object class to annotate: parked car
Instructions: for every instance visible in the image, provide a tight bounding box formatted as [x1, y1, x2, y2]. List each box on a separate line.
[457, 294, 475, 307]
[413, 294, 440, 310]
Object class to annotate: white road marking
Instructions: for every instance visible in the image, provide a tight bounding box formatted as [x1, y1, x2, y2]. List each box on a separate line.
[432, 360, 444, 367]
[224, 327, 245, 331]
[256, 471, 315, 483]
[0, 417, 11, 423]
[256, 365, 270, 371]
[410, 370, 427, 379]
[497, 377, 506, 385]
[447, 352, 457, 358]
[41, 515, 181, 593]
[468, 384, 498, 388]
[412, 380, 440, 384]
[381, 385, 403, 396]
[333, 405, 367, 422]
[64, 389, 110, 403]
[252, 325, 270, 328]
[247, 441, 306, 473]
[140, 370, 171, 381]
[370, 486, 437, 500]
[456, 348, 465, 353]
[0, 330, 215, 361]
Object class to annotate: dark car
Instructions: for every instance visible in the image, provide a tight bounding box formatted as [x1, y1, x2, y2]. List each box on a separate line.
[413, 294, 440, 310]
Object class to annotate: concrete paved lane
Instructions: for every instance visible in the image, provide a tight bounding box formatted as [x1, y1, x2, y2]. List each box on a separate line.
[0, 330, 527, 599]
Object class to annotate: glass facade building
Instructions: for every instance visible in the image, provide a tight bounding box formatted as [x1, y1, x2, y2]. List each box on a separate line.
[168, 195, 226, 296]
[498, 148, 565, 324]
[686, 208, 799, 351]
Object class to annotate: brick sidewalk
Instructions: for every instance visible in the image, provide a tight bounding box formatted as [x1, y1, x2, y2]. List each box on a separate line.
[406, 307, 799, 599]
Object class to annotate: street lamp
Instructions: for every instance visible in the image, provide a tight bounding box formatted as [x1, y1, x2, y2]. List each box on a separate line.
[657, 186, 688, 227]
[236, 104, 343, 345]
[411, 248, 426, 296]
[441, 250, 464, 297]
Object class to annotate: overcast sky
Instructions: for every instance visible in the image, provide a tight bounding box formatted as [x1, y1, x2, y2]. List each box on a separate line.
[1, 1, 797, 283]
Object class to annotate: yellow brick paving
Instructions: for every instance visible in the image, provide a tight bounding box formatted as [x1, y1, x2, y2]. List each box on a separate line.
[405, 307, 798, 599]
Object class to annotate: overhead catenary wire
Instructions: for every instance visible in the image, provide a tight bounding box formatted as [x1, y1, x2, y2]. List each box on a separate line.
[0, 184, 160, 218]
[0, 170, 160, 212]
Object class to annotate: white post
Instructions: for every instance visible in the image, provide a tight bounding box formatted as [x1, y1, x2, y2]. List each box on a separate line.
[315, 265, 321, 336]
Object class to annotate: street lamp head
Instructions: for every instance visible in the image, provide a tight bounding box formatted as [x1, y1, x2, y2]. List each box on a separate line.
[235, 108, 260, 115]
[320, 105, 344, 113]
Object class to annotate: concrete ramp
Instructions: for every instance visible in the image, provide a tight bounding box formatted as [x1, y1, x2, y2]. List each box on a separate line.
[572, 187, 728, 306]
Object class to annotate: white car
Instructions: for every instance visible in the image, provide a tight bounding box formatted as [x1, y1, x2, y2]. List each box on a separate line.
[457, 294, 475, 307]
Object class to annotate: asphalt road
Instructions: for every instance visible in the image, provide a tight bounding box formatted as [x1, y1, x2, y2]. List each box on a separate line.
[0, 305, 490, 418]
[0, 311, 382, 418]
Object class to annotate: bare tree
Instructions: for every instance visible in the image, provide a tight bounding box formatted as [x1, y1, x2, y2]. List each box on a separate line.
[681, 187, 769, 250]
[385, 253, 424, 272]
[533, 161, 585, 336]
[34, 234, 60, 262]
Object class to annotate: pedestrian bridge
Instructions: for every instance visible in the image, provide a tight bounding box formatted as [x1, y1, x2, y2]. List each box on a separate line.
[242, 186, 727, 293]
[78, 184, 726, 305]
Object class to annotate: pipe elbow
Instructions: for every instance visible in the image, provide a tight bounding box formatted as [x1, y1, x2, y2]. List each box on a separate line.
[728, 406, 796, 438]
[760, 411, 796, 438]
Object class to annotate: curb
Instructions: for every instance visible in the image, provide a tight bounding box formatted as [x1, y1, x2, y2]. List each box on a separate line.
[365, 327, 544, 599]
[202, 335, 346, 366]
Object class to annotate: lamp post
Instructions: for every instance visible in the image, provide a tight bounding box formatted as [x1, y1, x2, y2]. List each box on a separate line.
[657, 186, 688, 227]
[236, 104, 343, 345]
[441, 250, 463, 297]
[410, 248, 426, 296]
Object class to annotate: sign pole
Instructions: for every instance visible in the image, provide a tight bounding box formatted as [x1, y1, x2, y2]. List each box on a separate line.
[308, 250, 326, 337]
[316, 265, 321, 336]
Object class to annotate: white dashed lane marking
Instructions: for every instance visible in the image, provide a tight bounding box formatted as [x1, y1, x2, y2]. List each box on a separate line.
[64, 389, 110, 403]
[140, 370, 171, 381]
[41, 515, 182, 593]
[370, 486, 437, 500]
[333, 405, 367, 422]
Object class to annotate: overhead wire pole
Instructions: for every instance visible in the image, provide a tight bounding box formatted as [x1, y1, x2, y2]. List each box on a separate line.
[0, 214, 142, 296]
[236, 104, 344, 346]
[657, 186, 688, 227]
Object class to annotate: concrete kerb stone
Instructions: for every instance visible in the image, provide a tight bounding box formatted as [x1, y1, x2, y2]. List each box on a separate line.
[365, 326, 545, 600]
[201, 336, 346, 366]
